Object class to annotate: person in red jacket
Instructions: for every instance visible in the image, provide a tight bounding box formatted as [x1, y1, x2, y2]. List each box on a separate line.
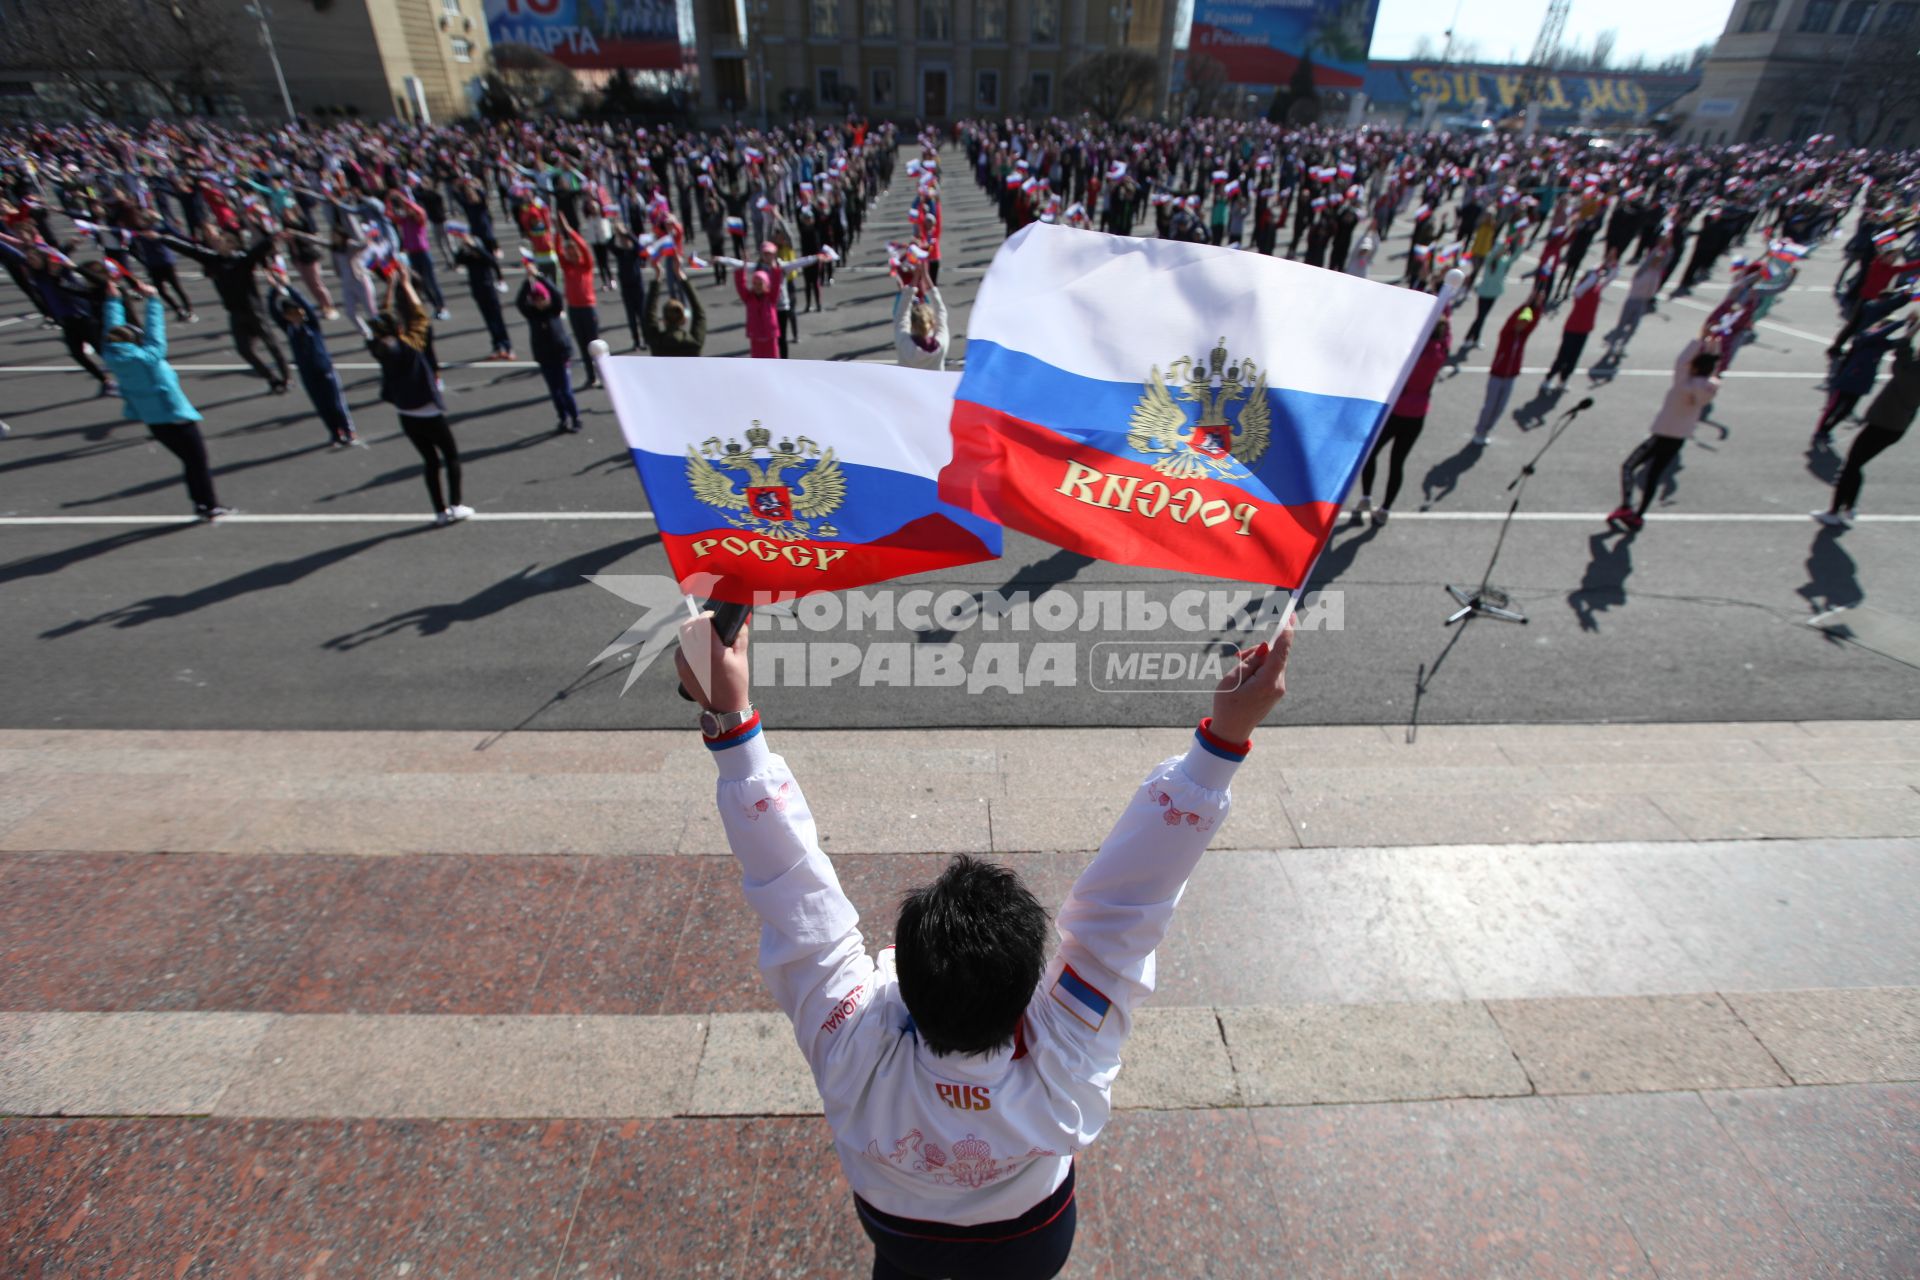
[1354, 315, 1450, 525]
[1828, 243, 1920, 356]
[735, 244, 781, 359]
[555, 213, 602, 388]
[1544, 252, 1618, 387]
[1472, 280, 1547, 444]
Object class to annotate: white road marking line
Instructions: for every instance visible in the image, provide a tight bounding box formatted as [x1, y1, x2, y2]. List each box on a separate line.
[0, 363, 1830, 378]
[0, 511, 656, 525]
[1662, 295, 1835, 345]
[2, 511, 1913, 528]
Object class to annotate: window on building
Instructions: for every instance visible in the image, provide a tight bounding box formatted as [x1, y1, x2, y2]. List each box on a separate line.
[978, 0, 1007, 39]
[819, 67, 841, 104]
[1748, 111, 1774, 139]
[450, 36, 472, 61]
[871, 65, 895, 106]
[442, 0, 460, 14]
[865, 0, 895, 36]
[977, 68, 999, 108]
[920, 0, 950, 39]
[1029, 70, 1053, 110]
[1837, 0, 1875, 33]
[708, 0, 742, 38]
[811, 0, 843, 37]
[1032, 0, 1060, 42]
[1885, 0, 1917, 28]
[1799, 0, 1837, 30]
[1739, 0, 1777, 30]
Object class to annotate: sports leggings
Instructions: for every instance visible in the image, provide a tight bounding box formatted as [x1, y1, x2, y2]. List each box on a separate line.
[1621, 435, 1685, 515]
[1832, 424, 1903, 511]
[1360, 413, 1426, 510]
[397, 412, 461, 512]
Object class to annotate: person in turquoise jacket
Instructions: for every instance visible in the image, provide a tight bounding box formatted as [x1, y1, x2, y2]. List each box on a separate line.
[99, 279, 227, 521]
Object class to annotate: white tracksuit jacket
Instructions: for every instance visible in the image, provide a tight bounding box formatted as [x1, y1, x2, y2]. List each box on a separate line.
[709, 721, 1242, 1226]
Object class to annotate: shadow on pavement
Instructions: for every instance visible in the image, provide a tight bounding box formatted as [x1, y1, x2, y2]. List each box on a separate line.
[322, 532, 662, 649]
[917, 546, 1095, 644]
[1307, 520, 1380, 591]
[1567, 530, 1634, 633]
[39, 526, 433, 634]
[59, 439, 335, 507]
[0, 523, 193, 587]
[1420, 439, 1488, 507]
[1798, 526, 1863, 614]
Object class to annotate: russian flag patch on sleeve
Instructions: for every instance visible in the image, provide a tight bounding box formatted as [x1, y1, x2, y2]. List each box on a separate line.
[1051, 964, 1112, 1032]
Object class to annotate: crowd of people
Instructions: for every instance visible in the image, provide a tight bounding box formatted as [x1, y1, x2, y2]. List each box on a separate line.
[0, 114, 905, 520]
[957, 115, 1918, 530]
[1, 111, 1915, 533]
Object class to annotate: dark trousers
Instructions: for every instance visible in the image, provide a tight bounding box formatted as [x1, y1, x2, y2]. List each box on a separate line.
[1548, 330, 1590, 382]
[858, 1166, 1076, 1280]
[406, 250, 445, 310]
[1361, 412, 1426, 509]
[473, 285, 512, 355]
[231, 312, 289, 386]
[567, 305, 601, 384]
[58, 315, 107, 382]
[1833, 423, 1904, 511]
[1816, 392, 1860, 436]
[397, 412, 460, 512]
[149, 261, 193, 317]
[148, 420, 218, 513]
[1464, 294, 1497, 345]
[538, 358, 578, 424]
[299, 366, 354, 442]
[1622, 434, 1686, 515]
[621, 286, 645, 349]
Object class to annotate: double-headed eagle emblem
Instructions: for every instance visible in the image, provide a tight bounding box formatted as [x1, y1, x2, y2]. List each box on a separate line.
[1128, 338, 1271, 481]
[686, 422, 845, 540]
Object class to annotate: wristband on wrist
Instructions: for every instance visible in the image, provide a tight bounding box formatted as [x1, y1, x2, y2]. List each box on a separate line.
[703, 709, 763, 751]
[1195, 716, 1252, 762]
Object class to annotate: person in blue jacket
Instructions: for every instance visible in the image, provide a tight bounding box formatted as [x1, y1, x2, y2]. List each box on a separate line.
[98, 278, 227, 521]
[266, 274, 359, 447]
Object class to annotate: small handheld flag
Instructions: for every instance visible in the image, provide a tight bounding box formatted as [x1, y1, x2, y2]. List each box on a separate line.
[601, 361, 1001, 605]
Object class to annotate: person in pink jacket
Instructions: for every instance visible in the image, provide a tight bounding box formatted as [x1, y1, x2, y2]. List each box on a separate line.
[1608, 331, 1722, 532]
[735, 241, 781, 359]
[1353, 316, 1450, 526]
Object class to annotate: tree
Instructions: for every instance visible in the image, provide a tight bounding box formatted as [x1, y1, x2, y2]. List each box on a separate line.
[1805, 42, 1920, 146]
[1409, 34, 1438, 61]
[1062, 49, 1157, 124]
[1185, 53, 1230, 118]
[483, 43, 583, 119]
[1591, 29, 1617, 70]
[1283, 54, 1320, 125]
[0, 0, 242, 116]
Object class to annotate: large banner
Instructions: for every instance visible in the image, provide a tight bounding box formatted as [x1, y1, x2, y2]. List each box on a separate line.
[1190, 0, 1381, 90]
[485, 0, 681, 71]
[1362, 62, 1700, 123]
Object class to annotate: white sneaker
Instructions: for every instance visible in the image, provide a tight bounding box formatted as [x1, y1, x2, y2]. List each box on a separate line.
[434, 509, 454, 526]
[444, 503, 474, 523]
[1471, 432, 1490, 445]
[1373, 508, 1390, 527]
[1351, 496, 1372, 523]
[434, 309, 451, 321]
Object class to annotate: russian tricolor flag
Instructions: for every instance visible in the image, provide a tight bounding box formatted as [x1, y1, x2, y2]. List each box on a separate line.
[938, 224, 1438, 589]
[602, 361, 1001, 605]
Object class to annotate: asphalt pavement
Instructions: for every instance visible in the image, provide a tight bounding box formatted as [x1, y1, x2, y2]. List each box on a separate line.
[3, 151, 1917, 730]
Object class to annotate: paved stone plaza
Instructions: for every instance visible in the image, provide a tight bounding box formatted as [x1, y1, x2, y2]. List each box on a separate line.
[2, 147, 1918, 1277]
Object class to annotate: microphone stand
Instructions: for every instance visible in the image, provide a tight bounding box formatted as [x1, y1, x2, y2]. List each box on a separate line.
[1444, 398, 1594, 626]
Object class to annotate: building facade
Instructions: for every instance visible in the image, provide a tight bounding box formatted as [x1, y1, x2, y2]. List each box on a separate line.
[235, 0, 493, 123]
[1677, 0, 1919, 145]
[693, 0, 1178, 123]
[0, 0, 489, 123]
